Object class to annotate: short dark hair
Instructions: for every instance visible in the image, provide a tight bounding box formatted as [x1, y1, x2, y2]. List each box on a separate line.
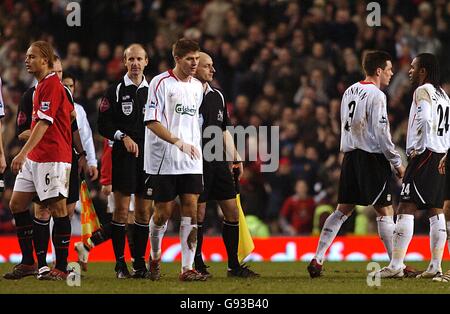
[416, 53, 442, 94]
[362, 51, 392, 76]
[172, 38, 200, 58]
[62, 71, 76, 83]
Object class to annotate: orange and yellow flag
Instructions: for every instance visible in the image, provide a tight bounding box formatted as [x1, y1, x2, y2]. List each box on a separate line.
[80, 180, 101, 245]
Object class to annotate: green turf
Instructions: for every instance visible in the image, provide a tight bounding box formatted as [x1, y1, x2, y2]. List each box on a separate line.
[1, 262, 450, 294]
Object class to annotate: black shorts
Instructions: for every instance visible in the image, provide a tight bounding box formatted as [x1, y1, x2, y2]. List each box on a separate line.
[198, 161, 236, 203]
[112, 140, 146, 195]
[67, 150, 79, 204]
[338, 149, 392, 206]
[145, 174, 203, 202]
[400, 149, 445, 209]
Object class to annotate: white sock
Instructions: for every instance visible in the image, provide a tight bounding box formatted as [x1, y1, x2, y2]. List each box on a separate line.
[428, 214, 446, 273]
[314, 210, 348, 264]
[376, 216, 395, 260]
[149, 216, 167, 260]
[389, 214, 414, 270]
[180, 216, 197, 272]
[446, 221, 450, 255]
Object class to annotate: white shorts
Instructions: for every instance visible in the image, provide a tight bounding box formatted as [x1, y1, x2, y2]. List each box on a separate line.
[14, 158, 71, 201]
[106, 192, 135, 213]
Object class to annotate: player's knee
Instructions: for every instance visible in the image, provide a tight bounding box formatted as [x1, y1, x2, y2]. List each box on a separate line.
[134, 210, 150, 225]
[9, 198, 25, 214]
[35, 207, 51, 220]
[113, 207, 129, 223]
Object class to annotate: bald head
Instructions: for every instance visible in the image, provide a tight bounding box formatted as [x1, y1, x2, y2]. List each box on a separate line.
[124, 43, 148, 79]
[195, 52, 215, 83]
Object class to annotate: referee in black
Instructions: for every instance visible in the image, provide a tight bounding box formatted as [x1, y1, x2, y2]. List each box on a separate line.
[98, 44, 152, 279]
[194, 52, 259, 278]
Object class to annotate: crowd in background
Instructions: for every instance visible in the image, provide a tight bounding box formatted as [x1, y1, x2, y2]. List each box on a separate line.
[0, 0, 450, 236]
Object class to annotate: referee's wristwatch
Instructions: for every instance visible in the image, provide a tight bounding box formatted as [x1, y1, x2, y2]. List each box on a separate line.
[78, 150, 87, 159]
[120, 133, 128, 141]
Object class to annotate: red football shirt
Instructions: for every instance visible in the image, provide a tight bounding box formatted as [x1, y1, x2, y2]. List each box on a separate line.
[28, 72, 73, 163]
[99, 138, 112, 186]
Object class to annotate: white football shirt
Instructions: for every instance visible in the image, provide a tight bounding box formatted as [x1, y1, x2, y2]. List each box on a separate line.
[340, 81, 402, 168]
[406, 83, 450, 155]
[144, 69, 203, 175]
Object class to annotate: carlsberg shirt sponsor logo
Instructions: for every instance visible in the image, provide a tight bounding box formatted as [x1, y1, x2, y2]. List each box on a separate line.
[175, 103, 196, 116]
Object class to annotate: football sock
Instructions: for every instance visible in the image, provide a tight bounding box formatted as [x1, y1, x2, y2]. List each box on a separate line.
[314, 210, 348, 264]
[126, 223, 135, 260]
[376, 215, 395, 260]
[194, 222, 204, 268]
[447, 221, 450, 255]
[111, 220, 126, 263]
[389, 214, 414, 270]
[428, 214, 446, 273]
[180, 216, 197, 272]
[90, 223, 112, 247]
[52, 216, 71, 272]
[223, 220, 240, 269]
[33, 217, 50, 269]
[149, 216, 167, 260]
[132, 221, 149, 270]
[13, 211, 35, 265]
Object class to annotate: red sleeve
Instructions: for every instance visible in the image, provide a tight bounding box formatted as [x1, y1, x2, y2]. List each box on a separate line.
[280, 197, 293, 218]
[100, 139, 112, 185]
[36, 78, 61, 124]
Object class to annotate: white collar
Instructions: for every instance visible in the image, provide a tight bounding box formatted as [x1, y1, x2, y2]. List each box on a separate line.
[204, 83, 214, 95]
[124, 73, 149, 89]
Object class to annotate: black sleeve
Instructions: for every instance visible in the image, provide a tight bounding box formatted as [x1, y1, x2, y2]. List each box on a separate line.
[16, 87, 34, 137]
[72, 118, 78, 132]
[219, 89, 231, 130]
[97, 85, 117, 141]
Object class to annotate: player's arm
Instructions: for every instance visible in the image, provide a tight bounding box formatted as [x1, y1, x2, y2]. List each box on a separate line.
[373, 95, 404, 178]
[12, 120, 50, 174]
[0, 120, 5, 173]
[76, 105, 98, 180]
[146, 121, 200, 159]
[414, 87, 433, 136]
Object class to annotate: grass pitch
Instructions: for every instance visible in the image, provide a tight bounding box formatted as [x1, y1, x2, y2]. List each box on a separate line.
[1, 262, 450, 294]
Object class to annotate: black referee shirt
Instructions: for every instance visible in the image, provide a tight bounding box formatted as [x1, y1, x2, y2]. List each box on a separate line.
[199, 84, 230, 148]
[98, 74, 149, 142]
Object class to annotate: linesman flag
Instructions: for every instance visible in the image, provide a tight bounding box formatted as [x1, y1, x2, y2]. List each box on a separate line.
[233, 165, 255, 262]
[80, 180, 101, 245]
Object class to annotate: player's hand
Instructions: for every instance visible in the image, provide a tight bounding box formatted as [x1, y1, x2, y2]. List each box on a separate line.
[175, 140, 200, 160]
[101, 185, 112, 196]
[89, 166, 99, 181]
[78, 155, 88, 175]
[0, 153, 6, 174]
[395, 165, 405, 179]
[439, 154, 447, 175]
[11, 152, 26, 174]
[231, 162, 244, 181]
[123, 136, 139, 157]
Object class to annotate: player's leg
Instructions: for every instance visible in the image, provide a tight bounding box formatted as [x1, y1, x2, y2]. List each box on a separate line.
[445, 201, 450, 256]
[178, 193, 207, 281]
[194, 202, 209, 275]
[373, 205, 395, 260]
[308, 203, 354, 278]
[378, 201, 417, 278]
[127, 209, 135, 262]
[417, 207, 446, 278]
[219, 198, 259, 278]
[33, 203, 51, 278]
[3, 191, 37, 279]
[45, 195, 71, 279]
[131, 195, 152, 278]
[148, 200, 173, 280]
[112, 191, 131, 278]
